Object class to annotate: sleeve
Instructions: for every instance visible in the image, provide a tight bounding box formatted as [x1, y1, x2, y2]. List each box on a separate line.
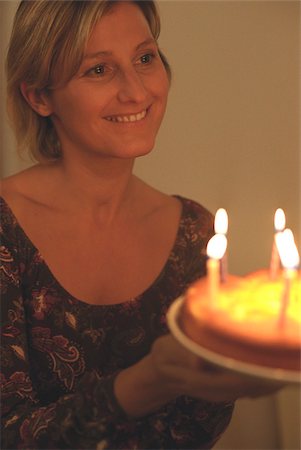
[0, 226, 132, 450]
[137, 396, 234, 449]
[178, 197, 215, 287]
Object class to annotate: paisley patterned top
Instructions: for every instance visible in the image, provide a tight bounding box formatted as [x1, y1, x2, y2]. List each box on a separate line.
[0, 195, 234, 450]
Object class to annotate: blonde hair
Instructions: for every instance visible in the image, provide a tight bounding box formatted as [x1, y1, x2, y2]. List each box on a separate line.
[6, 0, 171, 162]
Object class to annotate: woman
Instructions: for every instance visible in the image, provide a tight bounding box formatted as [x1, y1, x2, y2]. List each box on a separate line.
[1, 1, 279, 449]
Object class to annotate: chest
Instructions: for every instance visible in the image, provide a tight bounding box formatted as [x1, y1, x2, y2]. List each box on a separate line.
[22, 210, 179, 305]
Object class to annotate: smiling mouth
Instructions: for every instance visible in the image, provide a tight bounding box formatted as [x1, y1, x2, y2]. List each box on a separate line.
[104, 109, 147, 123]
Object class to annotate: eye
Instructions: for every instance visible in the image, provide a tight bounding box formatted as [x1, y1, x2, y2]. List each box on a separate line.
[139, 53, 154, 65]
[93, 65, 105, 75]
[86, 64, 107, 78]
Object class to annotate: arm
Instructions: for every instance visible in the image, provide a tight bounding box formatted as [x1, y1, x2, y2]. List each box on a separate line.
[114, 353, 175, 417]
[115, 334, 282, 419]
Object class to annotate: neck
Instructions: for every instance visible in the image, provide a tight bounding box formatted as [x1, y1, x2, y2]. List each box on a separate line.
[53, 155, 137, 225]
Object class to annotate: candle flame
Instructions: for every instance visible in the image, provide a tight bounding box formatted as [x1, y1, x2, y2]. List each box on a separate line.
[275, 228, 300, 269]
[207, 234, 227, 260]
[214, 208, 228, 235]
[274, 208, 286, 232]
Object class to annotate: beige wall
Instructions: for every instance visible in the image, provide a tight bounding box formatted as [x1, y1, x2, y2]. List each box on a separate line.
[0, 1, 31, 175]
[1, 1, 300, 449]
[146, 3, 300, 449]
[136, 0, 300, 275]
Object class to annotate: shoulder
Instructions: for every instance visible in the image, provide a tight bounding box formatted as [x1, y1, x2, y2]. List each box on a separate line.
[170, 196, 214, 284]
[0, 193, 22, 269]
[1, 163, 58, 216]
[0, 181, 24, 248]
[132, 180, 213, 224]
[176, 195, 214, 238]
[132, 178, 182, 225]
[175, 196, 213, 264]
[0, 196, 16, 231]
[1, 164, 53, 240]
[0, 170, 26, 227]
[176, 195, 212, 217]
[1, 164, 44, 201]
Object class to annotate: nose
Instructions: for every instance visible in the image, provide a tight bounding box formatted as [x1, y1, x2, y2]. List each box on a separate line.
[117, 68, 148, 104]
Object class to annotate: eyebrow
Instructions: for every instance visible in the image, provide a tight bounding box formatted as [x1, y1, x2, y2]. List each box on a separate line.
[83, 38, 157, 61]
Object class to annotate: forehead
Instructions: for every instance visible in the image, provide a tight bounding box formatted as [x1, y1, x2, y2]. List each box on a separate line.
[85, 2, 153, 55]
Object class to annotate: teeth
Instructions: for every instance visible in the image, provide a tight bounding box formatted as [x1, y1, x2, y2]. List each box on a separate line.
[106, 110, 147, 123]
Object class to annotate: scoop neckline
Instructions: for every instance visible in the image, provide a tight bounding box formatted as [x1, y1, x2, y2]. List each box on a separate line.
[0, 195, 187, 308]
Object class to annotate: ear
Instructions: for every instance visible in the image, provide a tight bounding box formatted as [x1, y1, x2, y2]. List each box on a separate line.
[20, 82, 53, 117]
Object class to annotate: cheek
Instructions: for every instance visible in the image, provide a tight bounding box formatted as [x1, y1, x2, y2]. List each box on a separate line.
[50, 85, 98, 115]
[158, 71, 170, 103]
[51, 97, 94, 127]
[158, 83, 169, 115]
[147, 63, 170, 101]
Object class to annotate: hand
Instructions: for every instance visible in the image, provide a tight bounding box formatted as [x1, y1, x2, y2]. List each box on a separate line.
[150, 334, 284, 403]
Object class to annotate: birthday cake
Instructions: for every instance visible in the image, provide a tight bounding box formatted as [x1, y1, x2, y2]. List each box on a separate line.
[180, 269, 301, 371]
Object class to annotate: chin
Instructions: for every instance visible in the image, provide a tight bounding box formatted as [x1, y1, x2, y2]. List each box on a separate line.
[117, 139, 156, 159]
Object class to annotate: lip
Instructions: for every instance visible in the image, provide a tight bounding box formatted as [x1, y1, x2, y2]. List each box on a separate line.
[104, 106, 150, 124]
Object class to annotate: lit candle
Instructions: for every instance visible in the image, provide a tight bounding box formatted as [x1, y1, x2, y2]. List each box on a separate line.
[214, 208, 228, 283]
[269, 208, 286, 280]
[206, 233, 227, 304]
[275, 228, 300, 328]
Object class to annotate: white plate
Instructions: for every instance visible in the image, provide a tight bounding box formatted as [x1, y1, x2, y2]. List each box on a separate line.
[167, 297, 301, 384]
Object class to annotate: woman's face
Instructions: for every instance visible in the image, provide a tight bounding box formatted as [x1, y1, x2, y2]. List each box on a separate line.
[46, 1, 170, 161]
